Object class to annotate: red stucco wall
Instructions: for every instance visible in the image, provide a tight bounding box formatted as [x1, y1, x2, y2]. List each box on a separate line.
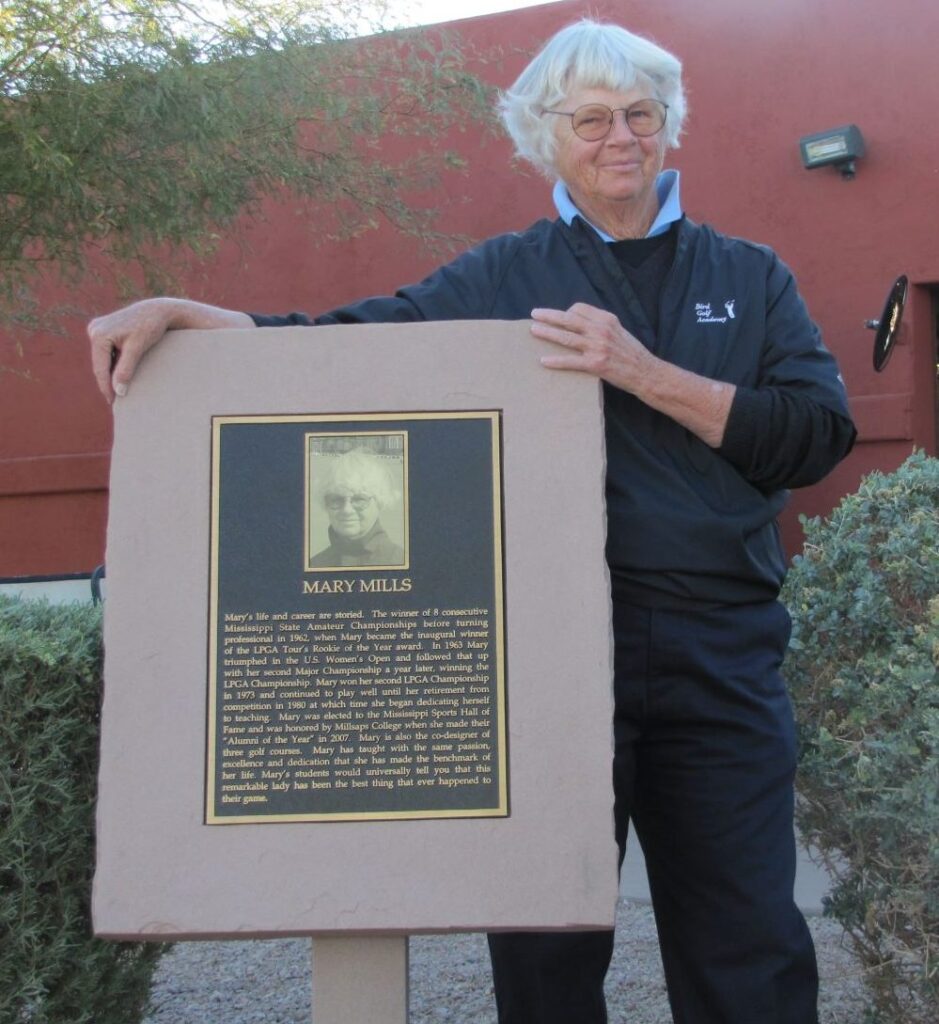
[2, 0, 937, 576]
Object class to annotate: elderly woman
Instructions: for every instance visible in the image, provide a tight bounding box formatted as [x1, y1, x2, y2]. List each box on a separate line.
[310, 448, 404, 568]
[89, 19, 854, 1024]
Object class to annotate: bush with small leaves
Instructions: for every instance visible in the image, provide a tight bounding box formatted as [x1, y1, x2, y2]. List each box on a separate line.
[783, 450, 939, 1023]
[0, 596, 168, 1024]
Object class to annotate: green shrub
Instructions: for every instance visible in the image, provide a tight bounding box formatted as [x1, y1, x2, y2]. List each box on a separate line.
[0, 596, 168, 1024]
[783, 450, 939, 1023]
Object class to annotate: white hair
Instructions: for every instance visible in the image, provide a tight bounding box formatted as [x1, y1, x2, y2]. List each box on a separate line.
[499, 19, 687, 178]
[318, 449, 400, 510]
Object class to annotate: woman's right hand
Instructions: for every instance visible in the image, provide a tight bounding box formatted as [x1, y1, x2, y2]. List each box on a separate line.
[88, 297, 254, 403]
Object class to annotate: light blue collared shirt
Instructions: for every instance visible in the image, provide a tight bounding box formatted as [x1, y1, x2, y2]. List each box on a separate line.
[552, 169, 682, 241]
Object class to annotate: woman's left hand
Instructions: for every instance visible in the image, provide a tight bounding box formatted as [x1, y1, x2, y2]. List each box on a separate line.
[530, 303, 653, 394]
[531, 302, 735, 449]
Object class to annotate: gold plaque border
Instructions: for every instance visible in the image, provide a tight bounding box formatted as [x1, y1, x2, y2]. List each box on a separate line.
[207, 411, 507, 824]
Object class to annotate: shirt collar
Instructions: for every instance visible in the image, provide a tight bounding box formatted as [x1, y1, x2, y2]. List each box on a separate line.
[552, 169, 682, 242]
[328, 520, 387, 553]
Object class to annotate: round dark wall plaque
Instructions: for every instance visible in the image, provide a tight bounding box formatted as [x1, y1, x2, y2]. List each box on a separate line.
[873, 274, 909, 372]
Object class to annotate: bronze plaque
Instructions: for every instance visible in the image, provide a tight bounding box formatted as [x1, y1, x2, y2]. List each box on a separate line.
[207, 411, 507, 823]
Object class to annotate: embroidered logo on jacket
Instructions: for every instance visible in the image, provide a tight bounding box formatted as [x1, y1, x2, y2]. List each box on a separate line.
[695, 300, 736, 324]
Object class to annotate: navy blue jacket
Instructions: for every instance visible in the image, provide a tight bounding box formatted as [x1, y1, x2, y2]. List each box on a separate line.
[253, 216, 854, 605]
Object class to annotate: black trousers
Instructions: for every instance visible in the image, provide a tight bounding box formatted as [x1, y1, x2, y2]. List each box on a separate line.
[488, 600, 818, 1024]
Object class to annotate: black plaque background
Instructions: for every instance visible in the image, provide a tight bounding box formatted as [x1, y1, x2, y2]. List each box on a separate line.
[209, 412, 505, 821]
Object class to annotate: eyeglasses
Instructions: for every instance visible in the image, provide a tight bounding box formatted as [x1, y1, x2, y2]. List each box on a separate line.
[324, 493, 374, 511]
[544, 100, 668, 141]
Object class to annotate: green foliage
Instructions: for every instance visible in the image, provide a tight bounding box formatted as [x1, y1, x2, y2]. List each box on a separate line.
[783, 450, 939, 1023]
[0, 596, 167, 1024]
[0, 1, 494, 324]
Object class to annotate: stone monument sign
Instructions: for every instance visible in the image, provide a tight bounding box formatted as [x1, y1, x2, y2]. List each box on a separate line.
[93, 321, 617, 939]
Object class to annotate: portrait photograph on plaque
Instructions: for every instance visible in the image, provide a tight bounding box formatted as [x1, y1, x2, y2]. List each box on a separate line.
[207, 411, 507, 825]
[305, 432, 408, 572]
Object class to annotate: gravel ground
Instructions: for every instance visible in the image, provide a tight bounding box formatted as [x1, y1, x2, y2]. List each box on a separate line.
[143, 900, 870, 1023]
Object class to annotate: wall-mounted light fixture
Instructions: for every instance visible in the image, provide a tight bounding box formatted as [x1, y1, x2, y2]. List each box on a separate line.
[799, 124, 866, 179]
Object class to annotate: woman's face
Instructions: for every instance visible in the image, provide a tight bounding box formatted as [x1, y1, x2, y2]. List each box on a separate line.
[551, 81, 667, 216]
[324, 486, 380, 540]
